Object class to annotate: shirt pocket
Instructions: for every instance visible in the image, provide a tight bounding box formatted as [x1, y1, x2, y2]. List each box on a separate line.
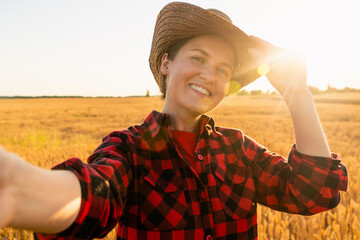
[139, 165, 188, 230]
[211, 159, 256, 220]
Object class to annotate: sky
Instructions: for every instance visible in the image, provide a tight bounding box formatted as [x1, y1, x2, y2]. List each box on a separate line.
[0, 0, 359, 97]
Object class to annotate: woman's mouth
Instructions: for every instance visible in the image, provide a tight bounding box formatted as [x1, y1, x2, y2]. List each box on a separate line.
[189, 84, 211, 97]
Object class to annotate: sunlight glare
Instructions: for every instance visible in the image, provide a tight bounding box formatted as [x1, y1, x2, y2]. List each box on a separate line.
[257, 64, 270, 76]
[257, 2, 360, 90]
[50, 197, 81, 227]
[227, 80, 241, 95]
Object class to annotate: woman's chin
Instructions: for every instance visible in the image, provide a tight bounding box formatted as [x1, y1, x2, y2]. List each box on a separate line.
[186, 103, 214, 116]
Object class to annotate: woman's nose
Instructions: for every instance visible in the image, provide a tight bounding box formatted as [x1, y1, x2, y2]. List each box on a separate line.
[200, 65, 216, 83]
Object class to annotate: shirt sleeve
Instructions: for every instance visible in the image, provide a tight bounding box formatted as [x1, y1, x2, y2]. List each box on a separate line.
[243, 134, 348, 215]
[34, 131, 133, 240]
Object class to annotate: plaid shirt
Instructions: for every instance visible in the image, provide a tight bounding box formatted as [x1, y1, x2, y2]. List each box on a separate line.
[35, 111, 348, 240]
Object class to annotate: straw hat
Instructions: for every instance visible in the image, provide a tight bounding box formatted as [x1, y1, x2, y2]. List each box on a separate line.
[149, 2, 263, 95]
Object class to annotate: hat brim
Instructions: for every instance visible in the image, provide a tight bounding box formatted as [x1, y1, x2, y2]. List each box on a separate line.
[149, 2, 262, 95]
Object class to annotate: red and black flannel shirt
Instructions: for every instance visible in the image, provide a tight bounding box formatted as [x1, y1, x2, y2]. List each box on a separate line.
[35, 110, 348, 240]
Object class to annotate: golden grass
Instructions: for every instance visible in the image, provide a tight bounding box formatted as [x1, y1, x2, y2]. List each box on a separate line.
[0, 93, 358, 239]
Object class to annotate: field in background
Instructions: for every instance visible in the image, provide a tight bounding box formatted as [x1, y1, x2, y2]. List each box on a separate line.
[0, 93, 359, 239]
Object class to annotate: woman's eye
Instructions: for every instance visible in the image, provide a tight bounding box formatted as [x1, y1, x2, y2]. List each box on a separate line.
[191, 56, 204, 63]
[217, 68, 230, 77]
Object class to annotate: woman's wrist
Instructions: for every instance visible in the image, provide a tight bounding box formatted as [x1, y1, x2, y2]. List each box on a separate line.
[281, 87, 313, 108]
[8, 152, 31, 192]
[7, 153, 33, 226]
[7, 154, 82, 232]
[0, 148, 29, 227]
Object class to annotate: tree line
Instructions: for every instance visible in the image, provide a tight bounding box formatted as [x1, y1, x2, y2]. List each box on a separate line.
[236, 85, 360, 96]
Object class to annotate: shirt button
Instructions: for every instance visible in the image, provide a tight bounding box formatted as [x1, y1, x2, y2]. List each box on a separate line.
[201, 191, 207, 199]
[206, 235, 213, 240]
[197, 154, 203, 160]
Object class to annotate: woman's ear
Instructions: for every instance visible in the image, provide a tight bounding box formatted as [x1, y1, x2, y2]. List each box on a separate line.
[160, 53, 170, 75]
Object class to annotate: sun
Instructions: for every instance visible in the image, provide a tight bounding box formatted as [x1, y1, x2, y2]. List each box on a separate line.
[260, 2, 359, 90]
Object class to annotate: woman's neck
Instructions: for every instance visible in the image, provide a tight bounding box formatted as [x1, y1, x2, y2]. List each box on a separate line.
[162, 107, 201, 133]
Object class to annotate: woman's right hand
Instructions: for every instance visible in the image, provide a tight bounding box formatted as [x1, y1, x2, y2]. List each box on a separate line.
[248, 36, 308, 98]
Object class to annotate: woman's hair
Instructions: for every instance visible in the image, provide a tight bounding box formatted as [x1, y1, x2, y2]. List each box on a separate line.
[161, 37, 193, 99]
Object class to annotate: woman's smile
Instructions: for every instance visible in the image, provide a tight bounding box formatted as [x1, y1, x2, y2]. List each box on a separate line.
[189, 83, 211, 97]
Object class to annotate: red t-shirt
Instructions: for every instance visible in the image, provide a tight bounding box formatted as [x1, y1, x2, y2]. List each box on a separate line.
[171, 130, 198, 170]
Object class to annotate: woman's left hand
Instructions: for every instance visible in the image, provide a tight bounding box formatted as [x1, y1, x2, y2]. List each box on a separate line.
[248, 36, 308, 98]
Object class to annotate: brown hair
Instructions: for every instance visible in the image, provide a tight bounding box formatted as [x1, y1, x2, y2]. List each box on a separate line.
[160, 37, 193, 99]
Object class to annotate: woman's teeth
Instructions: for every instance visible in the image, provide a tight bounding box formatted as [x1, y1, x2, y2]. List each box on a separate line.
[189, 84, 210, 96]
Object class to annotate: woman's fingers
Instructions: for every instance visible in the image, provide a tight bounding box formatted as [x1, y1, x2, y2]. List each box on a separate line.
[248, 35, 284, 70]
[247, 35, 308, 96]
[249, 35, 275, 50]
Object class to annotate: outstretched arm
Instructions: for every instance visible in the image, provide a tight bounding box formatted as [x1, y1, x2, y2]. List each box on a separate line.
[0, 146, 81, 233]
[248, 36, 330, 157]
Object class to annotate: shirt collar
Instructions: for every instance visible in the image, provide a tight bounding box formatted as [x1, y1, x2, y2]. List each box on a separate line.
[143, 110, 221, 139]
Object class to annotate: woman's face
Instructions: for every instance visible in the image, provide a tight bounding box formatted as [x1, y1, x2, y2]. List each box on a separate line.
[161, 34, 235, 116]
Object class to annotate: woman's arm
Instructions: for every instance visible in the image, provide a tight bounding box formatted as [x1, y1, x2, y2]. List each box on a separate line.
[248, 36, 330, 157]
[0, 146, 81, 233]
[283, 89, 330, 157]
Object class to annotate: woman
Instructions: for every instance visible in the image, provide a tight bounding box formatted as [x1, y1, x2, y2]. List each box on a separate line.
[0, 2, 347, 240]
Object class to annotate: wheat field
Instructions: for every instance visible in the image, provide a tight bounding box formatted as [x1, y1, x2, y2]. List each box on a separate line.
[0, 93, 358, 239]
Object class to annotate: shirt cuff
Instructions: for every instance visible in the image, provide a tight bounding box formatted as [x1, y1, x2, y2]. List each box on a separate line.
[288, 144, 348, 191]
